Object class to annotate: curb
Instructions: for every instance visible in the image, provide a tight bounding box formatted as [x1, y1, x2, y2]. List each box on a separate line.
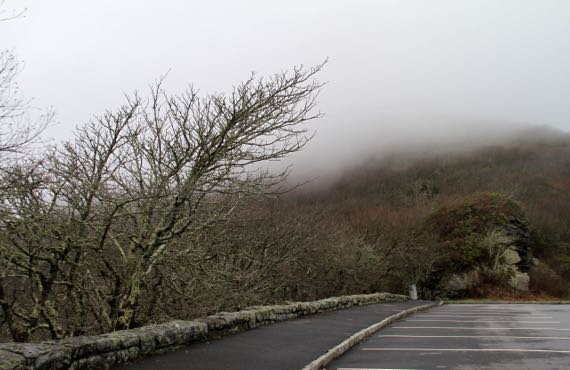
[301, 301, 441, 370]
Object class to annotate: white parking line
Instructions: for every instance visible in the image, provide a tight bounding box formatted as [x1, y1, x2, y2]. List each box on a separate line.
[393, 326, 570, 331]
[337, 368, 421, 370]
[433, 313, 532, 316]
[361, 348, 570, 354]
[414, 314, 552, 318]
[405, 320, 560, 323]
[378, 335, 570, 340]
[433, 311, 531, 314]
[435, 309, 531, 312]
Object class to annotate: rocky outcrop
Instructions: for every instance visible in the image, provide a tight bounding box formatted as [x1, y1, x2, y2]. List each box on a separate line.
[510, 272, 530, 291]
[503, 247, 529, 291]
[445, 271, 481, 292]
[503, 248, 522, 265]
[0, 292, 406, 370]
[424, 192, 533, 297]
[443, 248, 531, 294]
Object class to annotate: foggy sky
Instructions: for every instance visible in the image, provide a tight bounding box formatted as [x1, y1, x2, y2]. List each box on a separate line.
[1, 0, 570, 179]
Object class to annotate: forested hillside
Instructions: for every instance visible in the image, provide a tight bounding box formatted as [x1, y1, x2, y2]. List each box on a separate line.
[268, 127, 570, 300]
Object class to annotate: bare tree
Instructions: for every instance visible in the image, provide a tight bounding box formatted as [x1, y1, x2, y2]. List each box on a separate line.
[0, 63, 324, 340]
[0, 3, 51, 165]
[0, 0, 25, 22]
[480, 227, 513, 272]
[0, 51, 51, 161]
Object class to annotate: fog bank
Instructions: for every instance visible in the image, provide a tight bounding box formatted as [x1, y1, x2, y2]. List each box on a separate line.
[1, 0, 569, 182]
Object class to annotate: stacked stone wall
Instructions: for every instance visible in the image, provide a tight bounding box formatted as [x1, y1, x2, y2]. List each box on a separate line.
[0, 292, 407, 370]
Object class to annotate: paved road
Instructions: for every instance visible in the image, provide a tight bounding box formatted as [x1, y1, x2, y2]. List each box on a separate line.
[329, 303, 570, 370]
[118, 301, 428, 370]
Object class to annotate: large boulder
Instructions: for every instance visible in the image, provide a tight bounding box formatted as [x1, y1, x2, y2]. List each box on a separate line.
[510, 272, 530, 291]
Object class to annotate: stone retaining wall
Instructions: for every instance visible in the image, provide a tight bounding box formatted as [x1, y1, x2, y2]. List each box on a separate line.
[0, 292, 407, 370]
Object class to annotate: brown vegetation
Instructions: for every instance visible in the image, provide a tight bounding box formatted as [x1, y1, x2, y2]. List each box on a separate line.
[2, 120, 569, 343]
[272, 130, 570, 300]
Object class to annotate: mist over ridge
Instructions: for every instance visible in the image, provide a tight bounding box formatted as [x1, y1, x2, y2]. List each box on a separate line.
[283, 120, 569, 188]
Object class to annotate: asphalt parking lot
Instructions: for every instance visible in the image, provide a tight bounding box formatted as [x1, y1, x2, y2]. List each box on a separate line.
[329, 303, 570, 370]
